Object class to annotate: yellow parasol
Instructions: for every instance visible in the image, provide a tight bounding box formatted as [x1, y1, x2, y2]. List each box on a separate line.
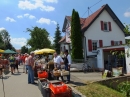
[0, 49, 4, 53]
[35, 48, 55, 54]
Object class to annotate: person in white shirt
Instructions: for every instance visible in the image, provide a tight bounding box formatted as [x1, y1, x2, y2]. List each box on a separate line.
[53, 52, 64, 81]
[64, 50, 71, 83]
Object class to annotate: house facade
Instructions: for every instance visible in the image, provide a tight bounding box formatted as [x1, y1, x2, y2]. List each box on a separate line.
[59, 4, 126, 71]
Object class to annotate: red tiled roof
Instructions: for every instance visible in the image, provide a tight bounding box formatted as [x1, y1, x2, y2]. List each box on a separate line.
[81, 5, 105, 31]
[66, 16, 86, 25]
[58, 36, 66, 43]
[65, 4, 106, 32]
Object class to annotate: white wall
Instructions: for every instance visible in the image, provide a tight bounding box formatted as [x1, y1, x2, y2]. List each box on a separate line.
[125, 46, 130, 74]
[84, 10, 125, 56]
[97, 49, 104, 70]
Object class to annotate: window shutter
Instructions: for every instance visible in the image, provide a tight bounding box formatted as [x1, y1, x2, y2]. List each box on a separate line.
[108, 22, 112, 31]
[88, 39, 92, 51]
[120, 41, 122, 45]
[111, 40, 114, 46]
[100, 21, 104, 31]
[99, 40, 103, 47]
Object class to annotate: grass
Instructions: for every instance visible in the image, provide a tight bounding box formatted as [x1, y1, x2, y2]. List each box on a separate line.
[75, 82, 125, 97]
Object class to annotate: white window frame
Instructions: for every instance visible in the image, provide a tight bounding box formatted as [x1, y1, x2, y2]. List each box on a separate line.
[92, 40, 98, 52]
[114, 41, 120, 46]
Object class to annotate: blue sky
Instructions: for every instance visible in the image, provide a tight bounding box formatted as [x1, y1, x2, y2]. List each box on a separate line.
[0, 0, 130, 49]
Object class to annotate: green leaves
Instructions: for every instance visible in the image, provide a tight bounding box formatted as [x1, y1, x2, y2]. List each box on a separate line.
[71, 9, 83, 59]
[118, 81, 130, 96]
[26, 26, 51, 50]
[53, 23, 61, 54]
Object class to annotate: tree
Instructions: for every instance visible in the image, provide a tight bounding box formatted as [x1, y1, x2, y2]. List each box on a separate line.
[21, 46, 28, 54]
[0, 34, 5, 49]
[71, 9, 83, 59]
[0, 29, 15, 50]
[53, 23, 62, 54]
[26, 26, 51, 50]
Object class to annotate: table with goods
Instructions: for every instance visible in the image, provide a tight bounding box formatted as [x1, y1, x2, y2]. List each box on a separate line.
[36, 59, 72, 97]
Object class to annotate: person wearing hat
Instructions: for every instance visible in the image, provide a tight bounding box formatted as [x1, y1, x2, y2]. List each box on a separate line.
[64, 50, 71, 83]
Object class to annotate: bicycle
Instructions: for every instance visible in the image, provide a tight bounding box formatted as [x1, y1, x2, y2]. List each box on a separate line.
[82, 60, 92, 73]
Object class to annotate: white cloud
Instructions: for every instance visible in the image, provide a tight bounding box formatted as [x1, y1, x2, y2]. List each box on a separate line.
[5, 17, 16, 22]
[18, 0, 57, 12]
[17, 15, 23, 18]
[48, 36, 54, 44]
[44, 0, 58, 3]
[17, 13, 36, 19]
[124, 11, 130, 17]
[24, 13, 30, 17]
[51, 21, 57, 25]
[10, 37, 27, 49]
[29, 15, 36, 19]
[0, 27, 6, 32]
[36, 18, 56, 25]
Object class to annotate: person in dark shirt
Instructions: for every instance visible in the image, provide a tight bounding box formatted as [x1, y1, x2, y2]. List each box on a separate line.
[64, 50, 71, 83]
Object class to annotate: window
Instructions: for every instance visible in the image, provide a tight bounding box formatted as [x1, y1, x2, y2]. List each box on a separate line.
[111, 41, 122, 46]
[101, 21, 112, 31]
[92, 40, 98, 51]
[104, 22, 108, 31]
[114, 41, 121, 45]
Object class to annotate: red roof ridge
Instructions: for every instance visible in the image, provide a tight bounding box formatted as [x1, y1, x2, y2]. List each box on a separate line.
[58, 36, 66, 43]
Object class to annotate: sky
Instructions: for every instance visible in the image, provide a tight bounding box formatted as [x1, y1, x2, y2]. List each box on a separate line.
[0, 0, 130, 49]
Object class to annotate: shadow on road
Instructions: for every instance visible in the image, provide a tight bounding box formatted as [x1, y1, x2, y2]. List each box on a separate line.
[70, 81, 87, 87]
[0, 76, 11, 79]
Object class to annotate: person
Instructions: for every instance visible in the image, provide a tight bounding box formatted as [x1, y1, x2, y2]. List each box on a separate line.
[14, 54, 19, 73]
[27, 51, 37, 84]
[64, 50, 71, 83]
[25, 54, 29, 74]
[0, 56, 3, 77]
[22, 54, 27, 73]
[8, 54, 16, 75]
[53, 52, 64, 81]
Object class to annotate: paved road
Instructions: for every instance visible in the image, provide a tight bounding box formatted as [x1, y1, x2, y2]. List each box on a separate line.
[0, 66, 42, 97]
[0, 66, 103, 97]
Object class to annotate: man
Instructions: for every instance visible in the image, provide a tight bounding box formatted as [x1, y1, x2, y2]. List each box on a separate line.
[53, 52, 64, 81]
[24, 54, 29, 74]
[27, 51, 36, 84]
[14, 54, 19, 73]
[64, 50, 71, 83]
[8, 54, 16, 75]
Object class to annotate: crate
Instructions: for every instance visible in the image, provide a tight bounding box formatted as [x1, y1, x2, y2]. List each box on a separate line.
[50, 87, 72, 97]
[49, 81, 68, 94]
[38, 71, 48, 78]
[38, 79, 50, 97]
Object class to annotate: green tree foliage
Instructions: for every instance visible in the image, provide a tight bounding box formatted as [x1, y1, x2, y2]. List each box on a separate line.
[0, 34, 5, 49]
[0, 29, 15, 50]
[53, 23, 62, 54]
[26, 26, 51, 50]
[71, 9, 83, 59]
[21, 46, 28, 54]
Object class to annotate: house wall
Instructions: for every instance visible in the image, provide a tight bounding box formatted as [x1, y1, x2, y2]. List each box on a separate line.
[97, 49, 104, 71]
[97, 45, 125, 71]
[84, 10, 125, 56]
[125, 46, 130, 74]
[60, 43, 70, 52]
[65, 22, 71, 43]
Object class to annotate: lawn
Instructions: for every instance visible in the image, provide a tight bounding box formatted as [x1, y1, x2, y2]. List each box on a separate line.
[75, 82, 125, 97]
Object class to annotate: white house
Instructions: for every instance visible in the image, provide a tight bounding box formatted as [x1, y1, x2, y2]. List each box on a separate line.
[59, 4, 126, 72]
